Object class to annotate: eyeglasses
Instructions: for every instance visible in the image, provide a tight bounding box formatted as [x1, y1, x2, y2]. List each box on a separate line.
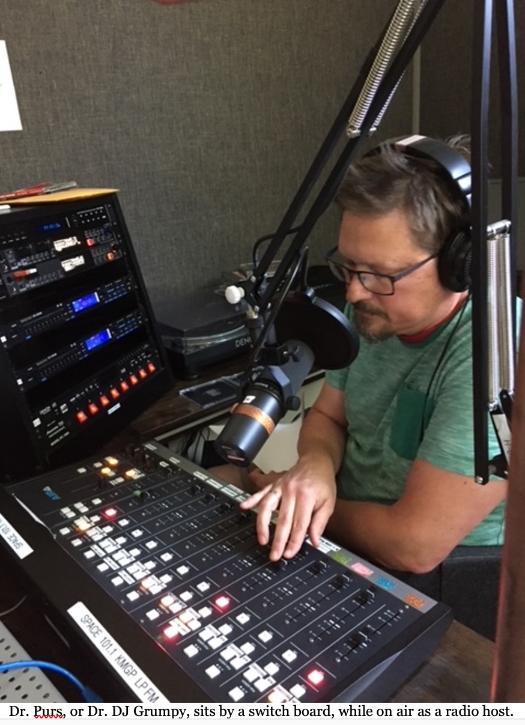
[325, 247, 438, 296]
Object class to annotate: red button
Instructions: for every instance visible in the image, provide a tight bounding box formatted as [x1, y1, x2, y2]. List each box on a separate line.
[139, 368, 147, 379]
[76, 411, 88, 424]
[88, 403, 99, 415]
[147, 362, 156, 373]
[110, 387, 120, 399]
[307, 669, 325, 687]
[100, 395, 110, 407]
[120, 381, 129, 392]
[130, 374, 138, 386]
[86, 238, 96, 247]
[214, 595, 230, 611]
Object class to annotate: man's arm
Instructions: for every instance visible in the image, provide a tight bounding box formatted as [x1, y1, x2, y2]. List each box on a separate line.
[326, 459, 507, 573]
[241, 382, 347, 560]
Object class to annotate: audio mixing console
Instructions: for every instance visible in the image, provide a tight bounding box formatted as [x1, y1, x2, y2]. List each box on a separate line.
[0, 441, 451, 703]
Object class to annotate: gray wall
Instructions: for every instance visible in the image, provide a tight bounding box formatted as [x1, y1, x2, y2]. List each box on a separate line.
[0, 0, 411, 311]
[420, 0, 525, 175]
[419, 0, 525, 265]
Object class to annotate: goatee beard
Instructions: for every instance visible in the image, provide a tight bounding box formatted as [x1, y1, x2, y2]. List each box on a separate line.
[353, 305, 394, 342]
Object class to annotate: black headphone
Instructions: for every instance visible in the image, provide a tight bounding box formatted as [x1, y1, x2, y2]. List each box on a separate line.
[372, 135, 472, 292]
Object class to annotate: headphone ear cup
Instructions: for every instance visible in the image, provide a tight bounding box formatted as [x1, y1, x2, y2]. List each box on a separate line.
[438, 231, 472, 292]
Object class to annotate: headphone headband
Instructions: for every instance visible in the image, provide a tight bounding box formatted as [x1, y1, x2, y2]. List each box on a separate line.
[392, 135, 472, 205]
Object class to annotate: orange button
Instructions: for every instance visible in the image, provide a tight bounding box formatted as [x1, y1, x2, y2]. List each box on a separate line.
[110, 387, 120, 399]
[120, 381, 129, 392]
[76, 411, 88, 424]
[147, 362, 156, 373]
[139, 368, 147, 379]
[130, 374, 138, 386]
[100, 395, 110, 407]
[88, 403, 99, 415]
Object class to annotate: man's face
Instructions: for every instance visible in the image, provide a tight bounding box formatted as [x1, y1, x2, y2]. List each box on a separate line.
[337, 209, 453, 341]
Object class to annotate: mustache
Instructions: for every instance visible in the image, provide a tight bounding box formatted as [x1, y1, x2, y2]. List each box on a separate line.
[353, 302, 389, 320]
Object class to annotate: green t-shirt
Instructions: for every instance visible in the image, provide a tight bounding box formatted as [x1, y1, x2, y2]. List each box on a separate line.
[325, 300, 505, 546]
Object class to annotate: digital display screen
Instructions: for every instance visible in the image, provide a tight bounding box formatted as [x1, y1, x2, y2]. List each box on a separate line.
[85, 328, 112, 352]
[71, 292, 100, 314]
[38, 221, 63, 233]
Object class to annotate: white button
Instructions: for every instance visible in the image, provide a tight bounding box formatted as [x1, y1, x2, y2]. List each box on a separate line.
[160, 552, 173, 562]
[230, 656, 247, 670]
[243, 667, 259, 683]
[282, 649, 297, 663]
[71, 539, 82, 548]
[180, 591, 193, 602]
[236, 612, 250, 625]
[290, 684, 306, 698]
[59, 527, 71, 536]
[97, 563, 109, 572]
[127, 591, 140, 602]
[111, 576, 123, 586]
[199, 628, 214, 642]
[209, 636, 225, 650]
[197, 581, 210, 592]
[176, 565, 190, 575]
[254, 677, 273, 692]
[258, 630, 273, 643]
[265, 662, 279, 676]
[184, 644, 199, 658]
[240, 642, 255, 655]
[229, 686, 244, 702]
[220, 647, 236, 661]
[205, 665, 221, 679]
[198, 606, 212, 618]
[219, 623, 233, 636]
[146, 610, 159, 621]
[83, 550, 95, 559]
[145, 540, 157, 549]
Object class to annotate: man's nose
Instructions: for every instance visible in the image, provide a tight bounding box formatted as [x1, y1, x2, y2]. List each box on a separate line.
[345, 274, 374, 304]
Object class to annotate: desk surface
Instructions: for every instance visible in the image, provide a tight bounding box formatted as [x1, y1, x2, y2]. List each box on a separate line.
[1, 557, 493, 703]
[123, 354, 324, 443]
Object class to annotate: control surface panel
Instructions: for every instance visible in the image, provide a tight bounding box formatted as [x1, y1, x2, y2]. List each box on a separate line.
[7, 442, 450, 703]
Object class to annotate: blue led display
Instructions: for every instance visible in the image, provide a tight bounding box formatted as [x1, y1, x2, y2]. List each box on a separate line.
[71, 292, 100, 314]
[85, 328, 112, 352]
[39, 222, 63, 232]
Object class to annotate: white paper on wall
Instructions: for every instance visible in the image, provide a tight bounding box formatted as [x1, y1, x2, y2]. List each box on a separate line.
[0, 41, 22, 132]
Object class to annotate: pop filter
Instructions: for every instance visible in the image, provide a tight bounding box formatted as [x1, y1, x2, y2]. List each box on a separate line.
[274, 289, 359, 369]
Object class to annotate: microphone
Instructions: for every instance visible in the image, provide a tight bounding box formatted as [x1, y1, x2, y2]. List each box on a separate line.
[214, 340, 314, 466]
[214, 290, 359, 466]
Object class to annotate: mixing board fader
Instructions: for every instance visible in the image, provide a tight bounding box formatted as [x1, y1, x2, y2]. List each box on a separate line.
[5, 442, 451, 702]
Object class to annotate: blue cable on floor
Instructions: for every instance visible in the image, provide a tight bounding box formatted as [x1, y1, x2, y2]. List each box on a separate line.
[0, 660, 102, 702]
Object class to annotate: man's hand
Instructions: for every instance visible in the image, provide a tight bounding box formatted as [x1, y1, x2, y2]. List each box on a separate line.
[240, 456, 337, 561]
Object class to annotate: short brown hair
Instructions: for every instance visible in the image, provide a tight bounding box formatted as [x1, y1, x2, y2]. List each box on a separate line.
[335, 135, 471, 255]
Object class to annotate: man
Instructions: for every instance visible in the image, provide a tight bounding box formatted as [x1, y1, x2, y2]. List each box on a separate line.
[239, 137, 507, 579]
